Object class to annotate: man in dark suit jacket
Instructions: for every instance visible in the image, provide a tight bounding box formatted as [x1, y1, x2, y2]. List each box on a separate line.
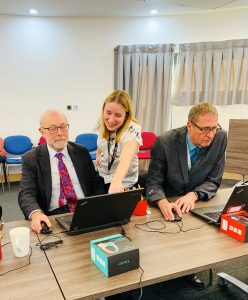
[146, 103, 227, 288]
[147, 103, 227, 221]
[18, 109, 104, 233]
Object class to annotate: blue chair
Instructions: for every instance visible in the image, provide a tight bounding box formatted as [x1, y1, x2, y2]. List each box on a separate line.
[75, 133, 98, 160]
[4, 135, 33, 189]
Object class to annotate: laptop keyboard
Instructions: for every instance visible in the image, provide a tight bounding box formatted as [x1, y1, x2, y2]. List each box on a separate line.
[65, 219, 72, 226]
[61, 214, 73, 226]
[204, 211, 221, 221]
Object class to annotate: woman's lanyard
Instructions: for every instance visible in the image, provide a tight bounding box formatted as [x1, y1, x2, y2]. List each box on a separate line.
[108, 140, 118, 171]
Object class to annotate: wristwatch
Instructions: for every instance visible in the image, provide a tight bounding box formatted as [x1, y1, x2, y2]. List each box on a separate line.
[194, 191, 208, 201]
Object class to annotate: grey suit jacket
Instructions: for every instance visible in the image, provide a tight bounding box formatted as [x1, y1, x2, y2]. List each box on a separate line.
[18, 142, 105, 219]
[146, 126, 227, 203]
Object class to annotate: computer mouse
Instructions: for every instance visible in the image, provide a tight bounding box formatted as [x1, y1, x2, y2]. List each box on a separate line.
[173, 214, 182, 222]
[41, 221, 52, 234]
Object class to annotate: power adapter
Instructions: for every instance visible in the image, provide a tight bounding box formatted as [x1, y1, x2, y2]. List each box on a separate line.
[40, 240, 63, 250]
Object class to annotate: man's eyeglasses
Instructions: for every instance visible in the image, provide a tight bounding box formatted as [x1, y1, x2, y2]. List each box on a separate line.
[42, 124, 69, 134]
[191, 121, 222, 134]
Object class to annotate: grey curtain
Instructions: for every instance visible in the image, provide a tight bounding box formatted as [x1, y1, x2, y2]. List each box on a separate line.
[114, 44, 175, 134]
[172, 39, 248, 106]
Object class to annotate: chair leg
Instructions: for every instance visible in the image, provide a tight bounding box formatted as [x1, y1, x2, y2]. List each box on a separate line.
[6, 164, 10, 190]
[217, 272, 248, 294]
[0, 164, 4, 192]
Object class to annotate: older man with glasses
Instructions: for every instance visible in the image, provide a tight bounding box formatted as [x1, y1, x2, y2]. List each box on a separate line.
[146, 102, 227, 289]
[18, 109, 104, 234]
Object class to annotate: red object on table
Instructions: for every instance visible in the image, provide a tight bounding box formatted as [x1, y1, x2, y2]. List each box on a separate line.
[133, 199, 147, 216]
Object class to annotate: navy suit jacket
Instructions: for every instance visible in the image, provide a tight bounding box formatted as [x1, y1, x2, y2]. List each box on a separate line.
[18, 142, 105, 218]
[146, 126, 227, 203]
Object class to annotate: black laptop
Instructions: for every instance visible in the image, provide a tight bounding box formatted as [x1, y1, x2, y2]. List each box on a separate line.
[190, 184, 248, 226]
[55, 189, 143, 235]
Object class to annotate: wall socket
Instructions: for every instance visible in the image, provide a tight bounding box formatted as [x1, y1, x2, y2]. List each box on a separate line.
[67, 105, 79, 111]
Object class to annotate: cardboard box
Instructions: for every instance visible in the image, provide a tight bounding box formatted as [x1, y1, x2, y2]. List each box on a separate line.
[220, 210, 248, 243]
[90, 234, 139, 277]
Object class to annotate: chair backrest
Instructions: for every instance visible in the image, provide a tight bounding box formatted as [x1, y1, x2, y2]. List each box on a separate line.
[39, 136, 46, 145]
[225, 119, 248, 176]
[139, 132, 157, 151]
[4, 135, 33, 155]
[75, 133, 98, 151]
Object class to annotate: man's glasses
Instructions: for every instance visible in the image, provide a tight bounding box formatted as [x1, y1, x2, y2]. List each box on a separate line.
[191, 121, 222, 134]
[42, 124, 69, 134]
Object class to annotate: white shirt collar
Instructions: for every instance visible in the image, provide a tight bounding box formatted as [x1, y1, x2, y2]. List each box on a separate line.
[46, 144, 69, 158]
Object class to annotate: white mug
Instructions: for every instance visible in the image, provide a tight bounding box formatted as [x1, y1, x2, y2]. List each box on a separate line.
[9, 227, 30, 257]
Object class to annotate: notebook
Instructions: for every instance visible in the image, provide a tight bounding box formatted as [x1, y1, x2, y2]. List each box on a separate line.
[190, 184, 248, 225]
[55, 189, 143, 235]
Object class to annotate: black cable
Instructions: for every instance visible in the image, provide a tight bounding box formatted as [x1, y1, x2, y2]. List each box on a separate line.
[119, 226, 145, 299]
[0, 246, 32, 276]
[176, 219, 205, 232]
[120, 225, 131, 241]
[1, 241, 11, 247]
[138, 265, 144, 300]
[135, 219, 204, 234]
[36, 233, 63, 250]
[120, 225, 145, 299]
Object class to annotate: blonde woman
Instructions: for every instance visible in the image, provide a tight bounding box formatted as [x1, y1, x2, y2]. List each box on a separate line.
[96, 90, 142, 194]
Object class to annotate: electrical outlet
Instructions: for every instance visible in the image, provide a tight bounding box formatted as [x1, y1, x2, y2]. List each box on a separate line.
[72, 105, 79, 111]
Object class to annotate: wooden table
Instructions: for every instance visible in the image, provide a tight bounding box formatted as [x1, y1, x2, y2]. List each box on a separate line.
[1, 188, 247, 299]
[0, 220, 64, 300]
[43, 187, 248, 300]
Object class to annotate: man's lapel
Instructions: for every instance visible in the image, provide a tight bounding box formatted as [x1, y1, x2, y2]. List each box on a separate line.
[67, 143, 88, 196]
[39, 145, 52, 206]
[178, 131, 189, 184]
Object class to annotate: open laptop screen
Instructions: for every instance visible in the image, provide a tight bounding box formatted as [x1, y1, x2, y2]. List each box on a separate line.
[190, 184, 248, 225]
[56, 189, 143, 235]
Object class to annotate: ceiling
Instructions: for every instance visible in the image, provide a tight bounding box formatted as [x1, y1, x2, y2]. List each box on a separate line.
[0, 0, 248, 17]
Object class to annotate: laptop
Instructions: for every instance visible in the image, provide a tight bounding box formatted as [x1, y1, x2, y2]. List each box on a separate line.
[55, 189, 143, 235]
[190, 184, 248, 226]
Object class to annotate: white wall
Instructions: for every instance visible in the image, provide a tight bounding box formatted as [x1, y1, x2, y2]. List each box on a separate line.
[171, 104, 248, 131]
[1, 8, 248, 145]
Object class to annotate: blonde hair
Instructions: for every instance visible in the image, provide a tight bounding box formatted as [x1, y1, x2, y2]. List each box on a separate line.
[188, 102, 218, 123]
[100, 90, 138, 142]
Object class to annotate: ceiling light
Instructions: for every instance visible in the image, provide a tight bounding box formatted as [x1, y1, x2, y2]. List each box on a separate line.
[150, 9, 158, 15]
[29, 9, 38, 15]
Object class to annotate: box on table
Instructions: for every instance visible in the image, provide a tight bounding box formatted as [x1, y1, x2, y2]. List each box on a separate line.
[220, 210, 248, 243]
[90, 234, 139, 277]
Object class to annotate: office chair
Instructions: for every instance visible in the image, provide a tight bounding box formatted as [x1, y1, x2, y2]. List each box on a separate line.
[137, 132, 157, 159]
[0, 162, 4, 192]
[218, 272, 248, 295]
[75, 133, 98, 160]
[38, 136, 46, 145]
[4, 135, 33, 189]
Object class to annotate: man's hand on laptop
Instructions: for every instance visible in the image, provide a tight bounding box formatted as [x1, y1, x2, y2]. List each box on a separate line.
[175, 192, 198, 213]
[30, 211, 51, 233]
[157, 199, 182, 221]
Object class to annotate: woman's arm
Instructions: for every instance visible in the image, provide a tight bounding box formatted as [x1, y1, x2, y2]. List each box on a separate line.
[108, 140, 139, 193]
[95, 148, 101, 167]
